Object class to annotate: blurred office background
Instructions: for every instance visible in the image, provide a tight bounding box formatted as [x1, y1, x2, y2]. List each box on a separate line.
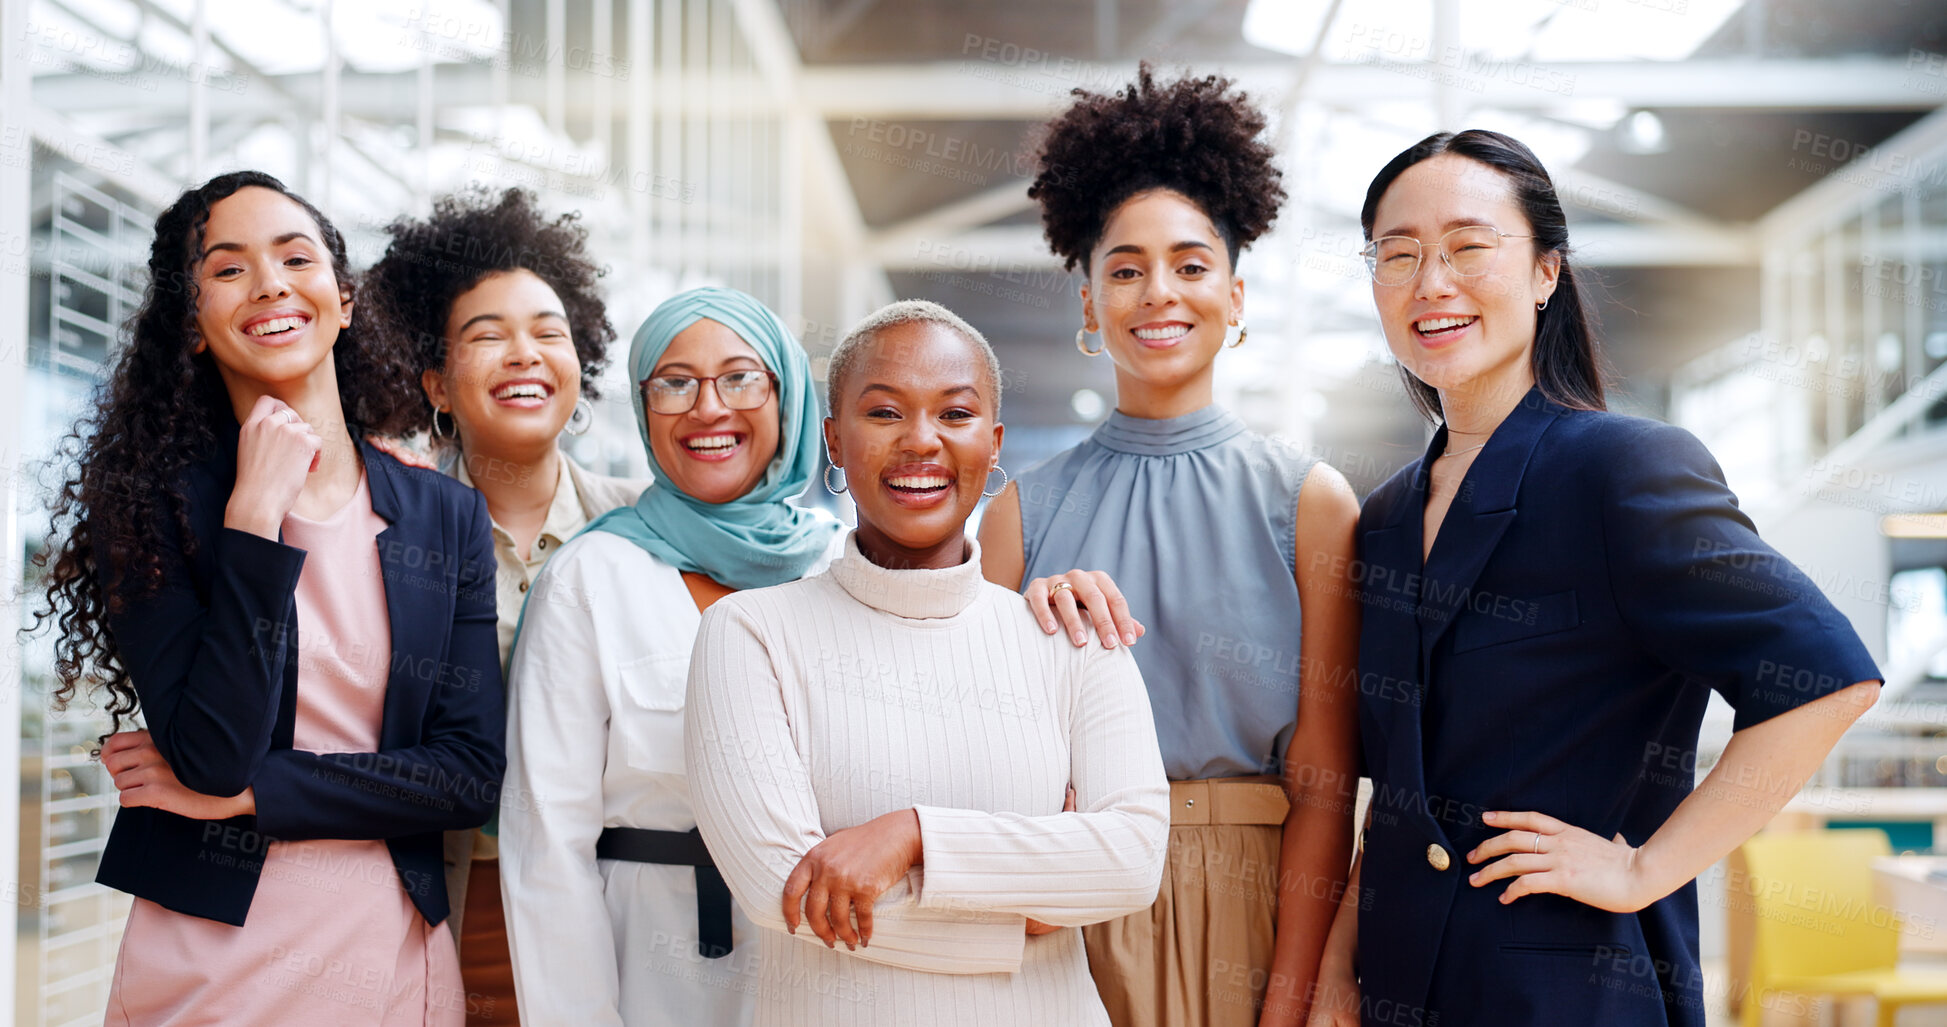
[3, 0, 1946, 1023]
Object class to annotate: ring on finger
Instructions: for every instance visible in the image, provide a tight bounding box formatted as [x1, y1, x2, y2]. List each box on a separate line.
[1049, 581, 1075, 598]
[1531, 831, 1543, 854]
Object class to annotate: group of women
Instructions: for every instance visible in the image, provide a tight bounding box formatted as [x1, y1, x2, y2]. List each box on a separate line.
[35, 64, 1880, 1027]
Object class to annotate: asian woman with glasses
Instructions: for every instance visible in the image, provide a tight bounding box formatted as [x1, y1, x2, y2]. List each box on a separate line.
[1318, 130, 1881, 1027]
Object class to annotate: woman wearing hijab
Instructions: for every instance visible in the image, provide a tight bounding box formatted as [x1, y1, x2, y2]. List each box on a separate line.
[498, 288, 1124, 1025]
[497, 286, 843, 1026]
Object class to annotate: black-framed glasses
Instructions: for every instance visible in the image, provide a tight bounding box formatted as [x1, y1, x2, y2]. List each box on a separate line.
[1361, 225, 1535, 286]
[640, 370, 778, 414]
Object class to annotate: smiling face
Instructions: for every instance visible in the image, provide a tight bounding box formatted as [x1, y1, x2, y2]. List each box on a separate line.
[1368, 153, 1559, 413]
[422, 269, 582, 458]
[824, 320, 1002, 567]
[645, 318, 781, 504]
[1081, 188, 1244, 407]
[193, 186, 350, 395]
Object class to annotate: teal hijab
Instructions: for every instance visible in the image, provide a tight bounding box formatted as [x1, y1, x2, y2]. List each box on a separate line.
[582, 286, 838, 590]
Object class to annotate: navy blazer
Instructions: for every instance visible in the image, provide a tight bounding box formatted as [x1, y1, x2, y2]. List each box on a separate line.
[1353, 387, 1878, 1027]
[93, 420, 505, 927]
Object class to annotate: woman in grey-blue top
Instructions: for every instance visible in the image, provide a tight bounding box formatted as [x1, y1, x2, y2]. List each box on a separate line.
[977, 67, 1363, 1027]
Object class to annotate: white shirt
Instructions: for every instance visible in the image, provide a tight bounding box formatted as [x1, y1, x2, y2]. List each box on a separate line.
[499, 520, 846, 1027]
[685, 533, 1171, 1027]
[453, 453, 647, 668]
[447, 454, 642, 873]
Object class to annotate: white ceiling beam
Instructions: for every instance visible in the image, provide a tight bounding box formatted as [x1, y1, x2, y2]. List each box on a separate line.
[874, 225, 1058, 274]
[1572, 222, 1756, 267]
[862, 183, 1035, 264]
[29, 69, 777, 118]
[724, 0, 891, 325]
[35, 56, 1937, 124]
[1759, 104, 1947, 246]
[877, 221, 1757, 272]
[1551, 166, 1723, 227]
[796, 58, 1941, 120]
[31, 106, 180, 209]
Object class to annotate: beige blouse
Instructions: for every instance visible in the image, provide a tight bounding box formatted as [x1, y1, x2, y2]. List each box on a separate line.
[453, 452, 647, 668]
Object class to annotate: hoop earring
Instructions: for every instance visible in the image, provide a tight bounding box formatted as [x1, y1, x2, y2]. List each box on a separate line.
[982, 465, 1010, 497]
[824, 465, 847, 495]
[1536, 298, 1549, 312]
[1076, 327, 1106, 357]
[431, 405, 453, 439]
[565, 396, 595, 436]
[1226, 321, 1248, 349]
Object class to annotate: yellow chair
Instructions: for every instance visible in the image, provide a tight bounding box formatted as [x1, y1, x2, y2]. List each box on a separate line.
[1739, 829, 1947, 1027]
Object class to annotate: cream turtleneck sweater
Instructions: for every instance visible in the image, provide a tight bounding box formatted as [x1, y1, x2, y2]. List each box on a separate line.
[685, 532, 1170, 1026]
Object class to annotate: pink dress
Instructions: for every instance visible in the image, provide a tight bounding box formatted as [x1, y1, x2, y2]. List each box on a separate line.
[106, 474, 465, 1026]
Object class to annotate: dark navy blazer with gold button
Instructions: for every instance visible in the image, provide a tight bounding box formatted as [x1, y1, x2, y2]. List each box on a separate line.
[1353, 387, 1878, 1026]
[93, 416, 505, 928]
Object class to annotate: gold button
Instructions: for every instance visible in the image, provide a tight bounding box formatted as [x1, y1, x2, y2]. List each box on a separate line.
[518, 581, 529, 593]
[1426, 844, 1450, 871]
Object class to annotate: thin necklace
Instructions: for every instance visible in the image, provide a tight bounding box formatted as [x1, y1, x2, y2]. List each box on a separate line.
[1442, 439, 1487, 459]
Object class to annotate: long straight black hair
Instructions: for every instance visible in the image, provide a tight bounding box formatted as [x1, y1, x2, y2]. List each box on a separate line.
[1360, 129, 1609, 422]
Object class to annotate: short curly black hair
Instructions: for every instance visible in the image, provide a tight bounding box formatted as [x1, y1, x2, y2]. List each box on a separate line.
[1029, 64, 1286, 273]
[363, 187, 614, 435]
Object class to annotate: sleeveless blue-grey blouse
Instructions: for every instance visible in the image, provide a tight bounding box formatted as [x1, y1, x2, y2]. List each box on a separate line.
[1016, 404, 1314, 781]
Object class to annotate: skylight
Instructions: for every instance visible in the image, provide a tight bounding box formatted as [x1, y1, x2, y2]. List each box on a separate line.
[1244, 0, 1746, 63]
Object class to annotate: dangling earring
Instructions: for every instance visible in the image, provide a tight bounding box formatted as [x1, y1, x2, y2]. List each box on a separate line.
[1076, 327, 1106, 357]
[1536, 298, 1549, 312]
[431, 404, 453, 439]
[1226, 321, 1248, 349]
[565, 396, 595, 436]
[824, 465, 847, 495]
[982, 465, 1010, 497]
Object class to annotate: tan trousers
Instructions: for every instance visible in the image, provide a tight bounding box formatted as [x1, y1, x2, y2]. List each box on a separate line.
[1084, 777, 1288, 1027]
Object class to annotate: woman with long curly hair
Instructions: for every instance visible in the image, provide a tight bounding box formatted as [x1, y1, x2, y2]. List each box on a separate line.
[34, 170, 503, 1025]
[979, 67, 1363, 1027]
[361, 187, 646, 1022]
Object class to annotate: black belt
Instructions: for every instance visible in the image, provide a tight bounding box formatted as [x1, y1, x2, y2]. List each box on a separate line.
[596, 827, 733, 959]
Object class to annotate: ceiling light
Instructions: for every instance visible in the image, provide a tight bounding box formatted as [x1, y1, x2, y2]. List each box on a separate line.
[1881, 514, 1947, 538]
[1070, 388, 1107, 422]
[1619, 111, 1669, 154]
[1531, 0, 1746, 62]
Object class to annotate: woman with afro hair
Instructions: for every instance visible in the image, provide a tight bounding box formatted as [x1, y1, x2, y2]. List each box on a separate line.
[362, 187, 647, 1022]
[979, 67, 1362, 1027]
[36, 171, 502, 1024]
